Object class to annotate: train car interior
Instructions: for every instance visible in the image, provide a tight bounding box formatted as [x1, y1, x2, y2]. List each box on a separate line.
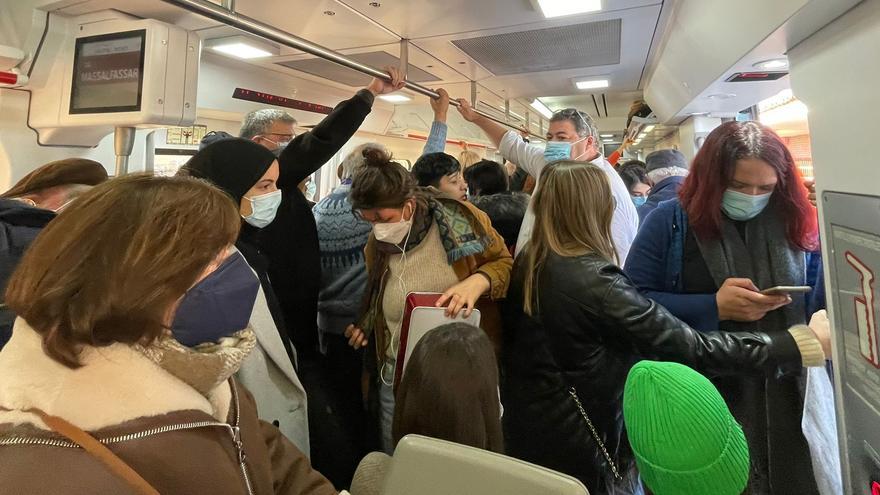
[1, 0, 879, 493]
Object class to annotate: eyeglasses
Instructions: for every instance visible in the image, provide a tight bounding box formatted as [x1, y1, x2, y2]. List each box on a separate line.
[259, 132, 296, 142]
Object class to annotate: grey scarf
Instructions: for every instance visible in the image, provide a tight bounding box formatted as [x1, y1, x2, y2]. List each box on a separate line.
[695, 206, 807, 333]
[695, 206, 818, 494]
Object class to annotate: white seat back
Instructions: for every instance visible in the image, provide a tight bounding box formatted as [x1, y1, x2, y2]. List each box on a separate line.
[382, 435, 590, 495]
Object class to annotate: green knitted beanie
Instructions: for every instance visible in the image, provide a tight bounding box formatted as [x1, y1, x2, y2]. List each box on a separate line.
[623, 361, 749, 495]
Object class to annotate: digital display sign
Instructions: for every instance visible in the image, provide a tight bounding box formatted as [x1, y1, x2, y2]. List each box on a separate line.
[232, 88, 334, 115]
[70, 30, 146, 114]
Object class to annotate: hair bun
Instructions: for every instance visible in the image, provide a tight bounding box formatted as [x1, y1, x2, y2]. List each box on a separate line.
[362, 147, 390, 167]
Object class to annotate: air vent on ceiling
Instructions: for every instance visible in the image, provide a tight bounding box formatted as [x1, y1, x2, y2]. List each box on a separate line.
[278, 51, 441, 87]
[452, 19, 621, 76]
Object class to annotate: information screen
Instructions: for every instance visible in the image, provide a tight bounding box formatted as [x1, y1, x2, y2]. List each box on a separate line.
[70, 30, 146, 114]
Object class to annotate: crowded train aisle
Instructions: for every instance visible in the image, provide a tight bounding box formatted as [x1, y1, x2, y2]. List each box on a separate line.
[2, 0, 872, 493]
[0, 88, 834, 495]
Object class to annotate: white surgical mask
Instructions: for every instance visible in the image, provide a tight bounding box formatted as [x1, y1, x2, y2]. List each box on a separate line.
[242, 189, 282, 228]
[372, 203, 414, 245]
[261, 136, 291, 150]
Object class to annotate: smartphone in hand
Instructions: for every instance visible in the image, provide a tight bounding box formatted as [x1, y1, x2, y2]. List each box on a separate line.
[760, 285, 812, 295]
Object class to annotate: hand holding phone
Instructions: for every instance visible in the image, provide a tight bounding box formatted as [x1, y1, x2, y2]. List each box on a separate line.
[717, 278, 794, 322]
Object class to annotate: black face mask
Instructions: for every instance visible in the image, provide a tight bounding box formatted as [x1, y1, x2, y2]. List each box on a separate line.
[171, 252, 260, 347]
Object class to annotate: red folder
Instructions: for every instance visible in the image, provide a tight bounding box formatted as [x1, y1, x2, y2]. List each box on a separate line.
[393, 292, 481, 392]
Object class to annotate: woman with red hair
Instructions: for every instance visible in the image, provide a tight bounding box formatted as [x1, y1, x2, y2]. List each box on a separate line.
[625, 121, 823, 494]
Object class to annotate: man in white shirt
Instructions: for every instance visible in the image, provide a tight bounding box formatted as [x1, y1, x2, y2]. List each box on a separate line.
[454, 99, 639, 264]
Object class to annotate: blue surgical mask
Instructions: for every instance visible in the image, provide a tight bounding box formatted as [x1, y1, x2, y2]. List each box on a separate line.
[305, 181, 317, 201]
[543, 141, 573, 163]
[171, 252, 260, 347]
[721, 189, 772, 221]
[632, 195, 648, 207]
[543, 131, 591, 163]
[242, 189, 282, 228]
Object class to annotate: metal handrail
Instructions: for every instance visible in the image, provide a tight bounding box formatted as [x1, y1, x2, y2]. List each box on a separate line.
[161, 0, 540, 137]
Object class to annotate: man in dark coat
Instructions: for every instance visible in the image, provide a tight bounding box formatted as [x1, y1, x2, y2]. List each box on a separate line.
[234, 68, 404, 490]
[237, 68, 403, 358]
[0, 158, 107, 347]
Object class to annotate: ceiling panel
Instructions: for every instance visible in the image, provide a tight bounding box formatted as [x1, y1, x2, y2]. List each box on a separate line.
[278, 51, 441, 87]
[249, 42, 477, 95]
[452, 20, 621, 76]
[413, 3, 662, 100]
[336, 0, 661, 39]
[230, 0, 399, 51]
[92, 0, 669, 131]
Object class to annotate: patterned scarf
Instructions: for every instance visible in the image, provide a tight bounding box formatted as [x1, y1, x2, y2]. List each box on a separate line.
[137, 328, 256, 397]
[361, 188, 491, 362]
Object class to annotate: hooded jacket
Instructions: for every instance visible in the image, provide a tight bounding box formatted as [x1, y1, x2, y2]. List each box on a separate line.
[0, 321, 338, 495]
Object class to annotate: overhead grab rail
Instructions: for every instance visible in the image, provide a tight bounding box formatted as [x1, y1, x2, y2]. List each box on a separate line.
[161, 0, 542, 139]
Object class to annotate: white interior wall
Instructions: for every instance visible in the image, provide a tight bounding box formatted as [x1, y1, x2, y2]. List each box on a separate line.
[676, 115, 721, 166]
[314, 129, 491, 199]
[0, 89, 155, 186]
[652, 129, 681, 153]
[787, 1, 880, 491]
[0, 54, 400, 189]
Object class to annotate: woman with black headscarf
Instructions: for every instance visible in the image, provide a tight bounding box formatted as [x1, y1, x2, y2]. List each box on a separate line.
[181, 138, 313, 457]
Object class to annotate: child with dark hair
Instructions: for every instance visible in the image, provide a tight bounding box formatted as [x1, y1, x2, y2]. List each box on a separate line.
[410, 152, 468, 202]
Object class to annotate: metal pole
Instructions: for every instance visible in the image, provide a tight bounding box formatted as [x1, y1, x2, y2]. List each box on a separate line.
[114, 126, 136, 176]
[399, 39, 408, 79]
[161, 0, 539, 137]
[470, 81, 477, 107]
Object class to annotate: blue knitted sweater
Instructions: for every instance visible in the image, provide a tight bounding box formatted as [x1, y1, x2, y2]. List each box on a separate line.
[313, 182, 373, 335]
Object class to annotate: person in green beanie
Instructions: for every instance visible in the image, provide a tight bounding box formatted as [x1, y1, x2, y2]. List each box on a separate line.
[623, 360, 750, 495]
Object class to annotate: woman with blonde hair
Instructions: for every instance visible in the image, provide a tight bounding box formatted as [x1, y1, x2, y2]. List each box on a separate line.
[500, 161, 830, 494]
[458, 149, 481, 171]
[0, 174, 337, 494]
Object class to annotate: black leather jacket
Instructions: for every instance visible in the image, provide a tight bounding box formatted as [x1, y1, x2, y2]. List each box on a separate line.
[500, 252, 803, 493]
